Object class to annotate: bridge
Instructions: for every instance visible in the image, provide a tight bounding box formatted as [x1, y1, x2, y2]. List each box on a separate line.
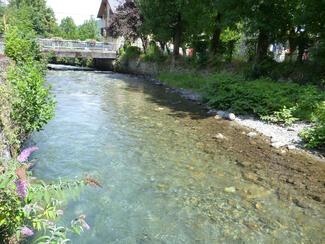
[38, 39, 118, 60]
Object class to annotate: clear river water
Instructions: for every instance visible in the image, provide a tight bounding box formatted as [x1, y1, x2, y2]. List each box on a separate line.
[28, 70, 324, 243]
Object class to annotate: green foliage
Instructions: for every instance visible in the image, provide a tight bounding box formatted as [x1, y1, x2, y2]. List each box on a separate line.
[4, 26, 40, 63]
[118, 45, 141, 64]
[4, 25, 55, 138]
[0, 160, 87, 243]
[56, 17, 100, 41]
[203, 73, 324, 119]
[59, 17, 78, 40]
[141, 42, 165, 62]
[0, 2, 6, 34]
[0, 189, 25, 240]
[7, 61, 55, 136]
[78, 18, 100, 41]
[300, 102, 325, 148]
[7, 0, 58, 37]
[261, 106, 298, 125]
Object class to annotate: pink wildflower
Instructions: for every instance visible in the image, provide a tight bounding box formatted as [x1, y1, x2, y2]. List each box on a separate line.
[81, 219, 91, 230]
[21, 226, 34, 237]
[15, 179, 28, 199]
[17, 146, 39, 163]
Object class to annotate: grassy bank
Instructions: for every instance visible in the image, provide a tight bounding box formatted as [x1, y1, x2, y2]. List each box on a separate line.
[158, 71, 325, 149]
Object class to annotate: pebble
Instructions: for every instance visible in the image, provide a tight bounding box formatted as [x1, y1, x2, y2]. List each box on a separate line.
[271, 142, 286, 149]
[207, 109, 218, 115]
[214, 115, 222, 120]
[227, 113, 236, 121]
[155, 107, 164, 111]
[255, 202, 262, 209]
[247, 132, 258, 138]
[224, 186, 236, 193]
[236, 160, 252, 167]
[271, 137, 278, 143]
[243, 172, 258, 181]
[217, 111, 226, 117]
[287, 145, 296, 150]
[214, 133, 225, 140]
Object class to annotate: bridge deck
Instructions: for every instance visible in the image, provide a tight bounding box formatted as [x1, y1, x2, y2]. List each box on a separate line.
[38, 39, 118, 59]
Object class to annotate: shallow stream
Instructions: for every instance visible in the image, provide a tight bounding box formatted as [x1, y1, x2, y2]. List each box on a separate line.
[29, 70, 324, 243]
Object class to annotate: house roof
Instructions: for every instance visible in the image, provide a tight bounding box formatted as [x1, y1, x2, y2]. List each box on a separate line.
[97, 0, 114, 18]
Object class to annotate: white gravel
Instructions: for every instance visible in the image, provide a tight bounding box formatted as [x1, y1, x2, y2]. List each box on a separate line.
[235, 115, 311, 148]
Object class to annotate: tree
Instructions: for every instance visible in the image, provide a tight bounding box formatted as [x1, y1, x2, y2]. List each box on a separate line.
[7, 0, 57, 37]
[78, 17, 100, 41]
[137, 0, 208, 56]
[107, 1, 147, 50]
[59, 17, 78, 40]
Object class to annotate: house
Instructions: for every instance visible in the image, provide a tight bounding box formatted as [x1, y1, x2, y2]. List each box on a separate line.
[97, 0, 114, 40]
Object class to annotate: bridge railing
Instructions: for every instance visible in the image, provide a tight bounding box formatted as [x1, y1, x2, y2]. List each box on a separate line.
[38, 39, 118, 52]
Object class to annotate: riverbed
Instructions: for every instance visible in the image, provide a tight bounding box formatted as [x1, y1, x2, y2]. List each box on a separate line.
[28, 69, 325, 243]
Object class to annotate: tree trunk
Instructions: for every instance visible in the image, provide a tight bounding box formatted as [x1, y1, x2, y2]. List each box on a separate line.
[182, 47, 187, 56]
[287, 28, 296, 62]
[159, 41, 166, 52]
[296, 32, 307, 63]
[210, 13, 222, 55]
[173, 13, 182, 56]
[140, 36, 148, 54]
[256, 29, 269, 63]
[297, 43, 305, 63]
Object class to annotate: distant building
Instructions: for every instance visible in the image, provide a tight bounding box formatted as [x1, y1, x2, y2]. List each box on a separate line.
[97, 0, 114, 40]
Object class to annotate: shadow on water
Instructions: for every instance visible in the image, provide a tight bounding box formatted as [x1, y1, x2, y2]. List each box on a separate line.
[121, 77, 209, 121]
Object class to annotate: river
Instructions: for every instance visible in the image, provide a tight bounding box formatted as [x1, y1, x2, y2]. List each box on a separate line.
[28, 69, 324, 243]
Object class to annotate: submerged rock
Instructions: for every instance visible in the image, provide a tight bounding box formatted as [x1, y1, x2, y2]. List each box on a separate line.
[213, 133, 225, 140]
[224, 186, 236, 193]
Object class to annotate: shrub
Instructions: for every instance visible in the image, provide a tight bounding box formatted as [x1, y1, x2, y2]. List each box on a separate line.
[261, 106, 299, 125]
[0, 159, 88, 243]
[118, 45, 141, 64]
[300, 102, 325, 148]
[141, 42, 165, 62]
[203, 73, 324, 119]
[4, 26, 40, 63]
[7, 61, 55, 136]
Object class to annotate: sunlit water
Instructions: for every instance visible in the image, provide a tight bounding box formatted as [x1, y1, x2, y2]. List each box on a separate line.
[28, 70, 324, 243]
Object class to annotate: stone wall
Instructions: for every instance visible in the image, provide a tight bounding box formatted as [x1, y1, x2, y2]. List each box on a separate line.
[115, 58, 160, 76]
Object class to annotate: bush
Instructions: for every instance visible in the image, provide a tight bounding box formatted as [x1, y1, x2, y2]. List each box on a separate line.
[261, 106, 298, 125]
[118, 45, 141, 64]
[300, 102, 325, 148]
[4, 26, 41, 63]
[7, 61, 55, 136]
[141, 42, 165, 62]
[0, 160, 87, 243]
[203, 73, 324, 119]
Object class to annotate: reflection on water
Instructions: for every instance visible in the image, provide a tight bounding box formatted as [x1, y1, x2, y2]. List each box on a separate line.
[29, 70, 324, 243]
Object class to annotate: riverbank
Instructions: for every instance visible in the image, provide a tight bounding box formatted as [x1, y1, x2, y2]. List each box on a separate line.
[114, 58, 325, 158]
